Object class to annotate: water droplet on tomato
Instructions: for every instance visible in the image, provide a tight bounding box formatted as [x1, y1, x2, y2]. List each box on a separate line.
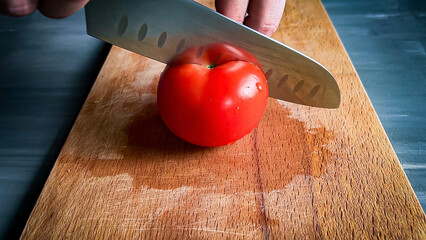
[234, 107, 240, 114]
[256, 82, 263, 92]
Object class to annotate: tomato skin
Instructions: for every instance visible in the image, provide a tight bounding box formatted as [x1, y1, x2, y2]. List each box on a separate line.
[157, 47, 268, 147]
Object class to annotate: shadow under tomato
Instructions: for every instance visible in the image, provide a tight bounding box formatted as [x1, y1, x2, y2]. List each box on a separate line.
[123, 101, 206, 156]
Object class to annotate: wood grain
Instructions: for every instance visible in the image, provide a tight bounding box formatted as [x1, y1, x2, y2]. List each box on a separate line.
[21, 0, 426, 239]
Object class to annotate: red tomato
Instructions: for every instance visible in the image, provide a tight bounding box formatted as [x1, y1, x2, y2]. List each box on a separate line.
[157, 44, 268, 147]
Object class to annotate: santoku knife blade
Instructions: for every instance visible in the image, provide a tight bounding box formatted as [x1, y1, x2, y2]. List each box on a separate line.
[85, 0, 340, 108]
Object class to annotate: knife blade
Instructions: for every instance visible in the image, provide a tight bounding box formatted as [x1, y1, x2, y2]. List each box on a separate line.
[85, 0, 340, 108]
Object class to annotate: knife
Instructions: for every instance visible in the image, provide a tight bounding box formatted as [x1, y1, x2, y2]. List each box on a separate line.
[85, 0, 340, 108]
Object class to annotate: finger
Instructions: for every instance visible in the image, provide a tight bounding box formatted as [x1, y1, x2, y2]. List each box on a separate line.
[38, 0, 88, 19]
[215, 0, 250, 23]
[0, 0, 38, 17]
[244, 0, 286, 36]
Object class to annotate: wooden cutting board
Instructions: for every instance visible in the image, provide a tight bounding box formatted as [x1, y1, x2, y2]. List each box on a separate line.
[21, 0, 426, 239]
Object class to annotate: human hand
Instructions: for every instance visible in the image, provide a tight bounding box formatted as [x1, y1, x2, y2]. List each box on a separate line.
[0, 0, 88, 18]
[1, 0, 285, 37]
[215, 0, 286, 37]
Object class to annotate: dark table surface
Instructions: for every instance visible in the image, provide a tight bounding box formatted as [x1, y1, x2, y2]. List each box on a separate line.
[0, 0, 425, 239]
